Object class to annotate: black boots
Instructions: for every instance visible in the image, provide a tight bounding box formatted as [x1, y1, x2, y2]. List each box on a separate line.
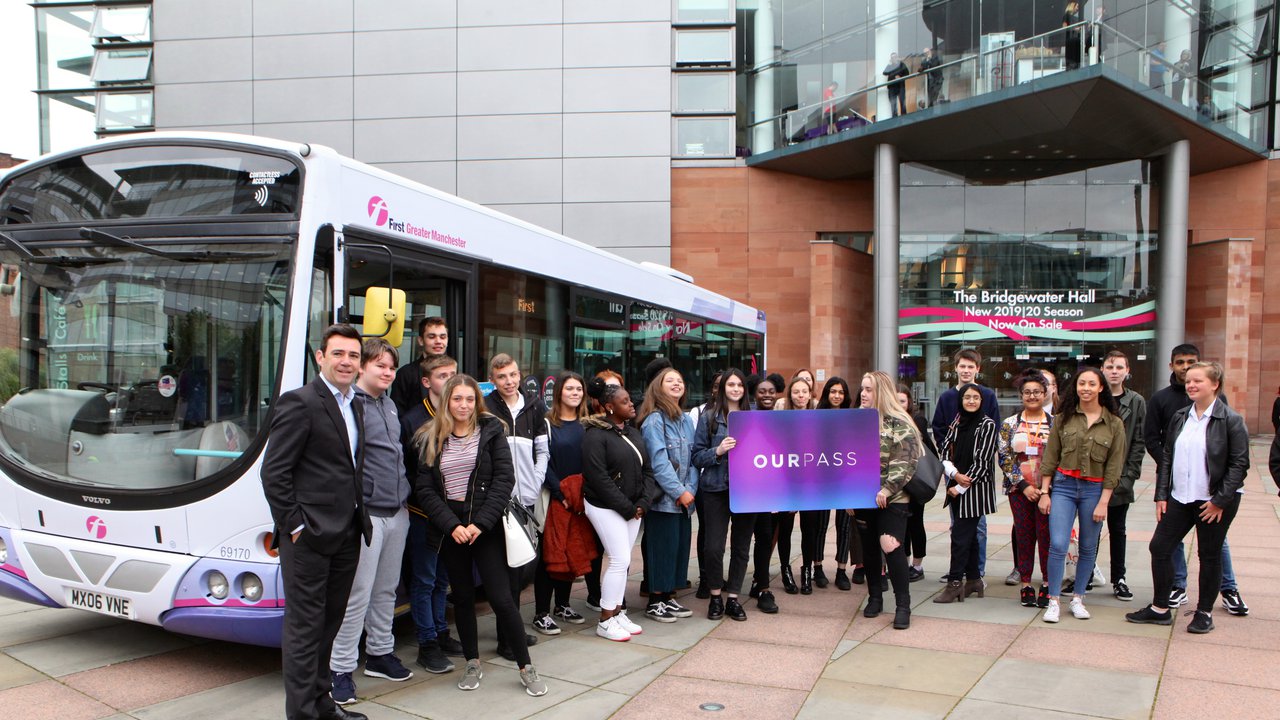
[813, 565, 829, 588]
[707, 595, 725, 620]
[800, 565, 813, 595]
[864, 594, 884, 618]
[834, 569, 852, 591]
[893, 596, 911, 630]
[781, 565, 799, 594]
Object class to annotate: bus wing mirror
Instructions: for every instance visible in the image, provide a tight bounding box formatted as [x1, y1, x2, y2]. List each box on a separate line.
[363, 287, 406, 346]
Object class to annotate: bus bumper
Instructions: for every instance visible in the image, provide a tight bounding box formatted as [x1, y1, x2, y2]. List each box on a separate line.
[0, 569, 60, 608]
[160, 606, 284, 648]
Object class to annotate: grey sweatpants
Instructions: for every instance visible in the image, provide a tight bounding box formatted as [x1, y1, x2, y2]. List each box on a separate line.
[330, 507, 409, 673]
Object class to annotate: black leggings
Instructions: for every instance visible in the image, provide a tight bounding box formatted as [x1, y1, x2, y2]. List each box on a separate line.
[799, 510, 826, 566]
[439, 523, 530, 665]
[858, 505, 911, 602]
[1107, 502, 1130, 582]
[902, 498, 927, 560]
[774, 511, 796, 566]
[947, 507, 983, 581]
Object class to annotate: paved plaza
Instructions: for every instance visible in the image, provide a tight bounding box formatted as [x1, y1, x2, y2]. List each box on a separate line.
[1, 439, 1277, 720]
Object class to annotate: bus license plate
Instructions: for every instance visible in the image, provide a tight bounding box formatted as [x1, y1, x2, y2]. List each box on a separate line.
[66, 588, 134, 619]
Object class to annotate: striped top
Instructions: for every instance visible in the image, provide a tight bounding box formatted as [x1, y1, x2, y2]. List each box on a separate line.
[440, 431, 480, 501]
[940, 416, 999, 518]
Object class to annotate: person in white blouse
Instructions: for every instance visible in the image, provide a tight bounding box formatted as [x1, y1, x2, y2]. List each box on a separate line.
[1126, 362, 1250, 635]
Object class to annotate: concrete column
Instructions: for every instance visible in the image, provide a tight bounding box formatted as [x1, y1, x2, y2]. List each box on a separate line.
[752, 0, 776, 153]
[874, 143, 900, 376]
[1155, 139, 1190, 392]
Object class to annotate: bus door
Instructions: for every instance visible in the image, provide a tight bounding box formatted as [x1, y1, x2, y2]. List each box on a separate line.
[342, 231, 477, 381]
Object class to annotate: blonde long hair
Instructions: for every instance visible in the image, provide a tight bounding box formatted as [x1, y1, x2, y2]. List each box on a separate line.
[637, 367, 686, 426]
[415, 374, 496, 464]
[862, 371, 925, 454]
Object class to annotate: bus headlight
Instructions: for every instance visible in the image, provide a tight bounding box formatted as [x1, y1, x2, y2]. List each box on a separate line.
[207, 570, 229, 600]
[0, 537, 7, 565]
[241, 573, 263, 602]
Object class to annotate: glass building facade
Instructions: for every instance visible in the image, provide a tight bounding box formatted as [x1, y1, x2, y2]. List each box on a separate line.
[897, 160, 1158, 415]
[734, 0, 1277, 154]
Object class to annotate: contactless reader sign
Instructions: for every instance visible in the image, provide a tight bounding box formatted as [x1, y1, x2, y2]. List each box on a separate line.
[727, 409, 881, 513]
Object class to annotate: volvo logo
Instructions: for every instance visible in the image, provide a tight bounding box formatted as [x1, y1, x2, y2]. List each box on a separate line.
[85, 516, 108, 539]
[81, 495, 111, 505]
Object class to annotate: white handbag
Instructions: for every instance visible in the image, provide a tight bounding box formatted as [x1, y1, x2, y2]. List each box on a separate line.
[502, 498, 538, 568]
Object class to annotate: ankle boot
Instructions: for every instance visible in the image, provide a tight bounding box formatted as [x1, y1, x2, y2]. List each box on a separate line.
[800, 565, 813, 595]
[964, 579, 985, 598]
[893, 597, 911, 630]
[934, 579, 965, 604]
[813, 565, 829, 589]
[863, 594, 883, 618]
[781, 565, 799, 594]
[834, 569, 852, 591]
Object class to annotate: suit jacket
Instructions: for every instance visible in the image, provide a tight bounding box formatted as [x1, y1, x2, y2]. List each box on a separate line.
[262, 376, 373, 553]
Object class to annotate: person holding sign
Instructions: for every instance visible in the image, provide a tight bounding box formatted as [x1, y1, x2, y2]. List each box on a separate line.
[998, 370, 1054, 608]
[935, 385, 999, 604]
[818, 378, 857, 591]
[773, 376, 816, 594]
[639, 368, 698, 623]
[1037, 368, 1126, 624]
[854, 371, 924, 629]
[692, 369, 774, 620]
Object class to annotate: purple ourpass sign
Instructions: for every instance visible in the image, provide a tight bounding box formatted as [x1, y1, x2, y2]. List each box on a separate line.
[727, 409, 882, 513]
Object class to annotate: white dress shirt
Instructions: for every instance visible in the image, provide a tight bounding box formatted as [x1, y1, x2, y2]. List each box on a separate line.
[1170, 400, 1214, 504]
[321, 374, 359, 466]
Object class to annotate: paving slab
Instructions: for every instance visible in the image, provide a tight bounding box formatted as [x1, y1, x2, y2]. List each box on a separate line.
[5, 622, 195, 678]
[910, 594, 1041, 626]
[485, 631, 673, 687]
[969, 657, 1157, 720]
[130, 672, 284, 720]
[823, 643, 995, 696]
[0, 678, 117, 720]
[1004, 625, 1167, 675]
[0, 607, 122, 647]
[797, 679, 958, 720]
[708, 609, 849, 650]
[61, 642, 278, 710]
[1152, 675, 1280, 720]
[829, 638, 858, 662]
[614, 675, 807, 720]
[600, 613, 719, 652]
[1030, 601, 1175, 638]
[526, 688, 630, 720]
[947, 697, 1115, 719]
[865, 615, 1022, 656]
[668, 637, 828, 691]
[378, 662, 590, 720]
[0, 650, 44, 691]
[598, 654, 679, 696]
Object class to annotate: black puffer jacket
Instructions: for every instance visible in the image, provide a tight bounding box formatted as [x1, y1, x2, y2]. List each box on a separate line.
[414, 415, 514, 546]
[1155, 400, 1250, 509]
[581, 415, 656, 518]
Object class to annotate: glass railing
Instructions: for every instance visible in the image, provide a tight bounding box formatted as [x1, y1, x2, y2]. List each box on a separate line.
[754, 20, 1265, 153]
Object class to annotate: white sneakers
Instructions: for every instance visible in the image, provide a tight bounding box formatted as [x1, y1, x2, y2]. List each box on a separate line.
[1043, 598, 1060, 623]
[596, 616, 631, 642]
[1044, 596, 1091, 623]
[1070, 596, 1091, 619]
[614, 609, 643, 635]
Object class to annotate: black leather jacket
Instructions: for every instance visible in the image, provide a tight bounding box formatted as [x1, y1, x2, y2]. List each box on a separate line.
[1155, 400, 1250, 509]
[414, 415, 515, 548]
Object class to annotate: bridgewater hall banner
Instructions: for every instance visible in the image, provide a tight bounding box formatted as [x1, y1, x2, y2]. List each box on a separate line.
[899, 289, 1156, 342]
[727, 409, 882, 513]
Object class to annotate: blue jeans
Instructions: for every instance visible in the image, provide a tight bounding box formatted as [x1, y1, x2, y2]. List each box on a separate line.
[408, 512, 450, 644]
[977, 515, 988, 577]
[1047, 472, 1103, 599]
[1172, 538, 1237, 592]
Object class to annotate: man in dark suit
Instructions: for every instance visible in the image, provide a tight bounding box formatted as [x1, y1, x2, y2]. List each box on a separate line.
[263, 324, 372, 720]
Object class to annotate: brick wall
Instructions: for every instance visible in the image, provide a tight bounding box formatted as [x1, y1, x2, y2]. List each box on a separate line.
[671, 167, 874, 379]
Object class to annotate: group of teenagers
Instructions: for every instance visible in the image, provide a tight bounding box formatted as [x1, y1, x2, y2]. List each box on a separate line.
[264, 314, 1258, 719]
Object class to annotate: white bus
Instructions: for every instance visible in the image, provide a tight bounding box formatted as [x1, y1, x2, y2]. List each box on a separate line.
[0, 132, 766, 646]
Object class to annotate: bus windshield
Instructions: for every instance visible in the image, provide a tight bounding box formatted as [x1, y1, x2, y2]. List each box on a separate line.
[0, 239, 292, 491]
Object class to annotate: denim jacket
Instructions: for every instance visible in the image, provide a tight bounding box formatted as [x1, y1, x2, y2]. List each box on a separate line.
[691, 410, 729, 493]
[641, 411, 697, 513]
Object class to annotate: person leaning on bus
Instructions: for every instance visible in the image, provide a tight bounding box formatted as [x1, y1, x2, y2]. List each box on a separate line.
[412, 374, 548, 696]
[261, 323, 372, 720]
